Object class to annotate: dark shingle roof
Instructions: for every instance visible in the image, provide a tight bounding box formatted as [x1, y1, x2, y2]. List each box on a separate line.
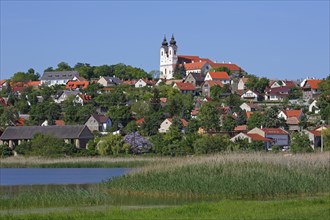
[103, 76, 122, 85]
[41, 71, 80, 81]
[92, 114, 110, 123]
[0, 125, 93, 140]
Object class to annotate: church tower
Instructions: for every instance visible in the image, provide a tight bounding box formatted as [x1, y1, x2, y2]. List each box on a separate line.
[160, 34, 178, 79]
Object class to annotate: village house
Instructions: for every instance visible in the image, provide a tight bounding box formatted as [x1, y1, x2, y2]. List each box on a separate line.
[239, 103, 261, 112]
[75, 94, 92, 106]
[301, 79, 322, 100]
[158, 118, 188, 133]
[204, 71, 230, 84]
[248, 127, 290, 149]
[134, 79, 155, 88]
[184, 72, 204, 87]
[0, 125, 93, 149]
[85, 114, 112, 132]
[0, 80, 7, 91]
[269, 80, 296, 89]
[264, 86, 291, 101]
[184, 61, 211, 75]
[41, 120, 65, 126]
[237, 77, 249, 91]
[201, 80, 224, 97]
[240, 90, 260, 101]
[41, 71, 80, 86]
[173, 82, 196, 95]
[278, 110, 304, 130]
[278, 109, 304, 121]
[97, 76, 122, 87]
[303, 130, 321, 149]
[53, 90, 80, 104]
[230, 132, 272, 150]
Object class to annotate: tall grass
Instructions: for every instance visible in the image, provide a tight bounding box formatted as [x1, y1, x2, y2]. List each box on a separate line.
[107, 153, 330, 199]
[0, 156, 158, 168]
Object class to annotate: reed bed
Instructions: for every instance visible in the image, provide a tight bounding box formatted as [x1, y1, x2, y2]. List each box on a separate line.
[107, 153, 330, 199]
[0, 156, 161, 168]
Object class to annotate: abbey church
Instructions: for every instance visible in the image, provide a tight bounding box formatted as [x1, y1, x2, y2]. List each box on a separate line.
[159, 35, 244, 80]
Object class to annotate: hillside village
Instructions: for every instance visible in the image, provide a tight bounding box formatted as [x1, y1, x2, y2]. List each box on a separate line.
[0, 35, 329, 156]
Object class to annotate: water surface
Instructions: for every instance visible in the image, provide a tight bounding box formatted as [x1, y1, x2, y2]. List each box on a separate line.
[0, 168, 131, 186]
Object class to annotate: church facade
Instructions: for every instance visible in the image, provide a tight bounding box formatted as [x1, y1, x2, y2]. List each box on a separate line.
[159, 35, 178, 79]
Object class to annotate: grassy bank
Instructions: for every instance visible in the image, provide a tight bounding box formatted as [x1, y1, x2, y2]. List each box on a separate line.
[0, 156, 157, 168]
[2, 196, 329, 219]
[107, 153, 330, 199]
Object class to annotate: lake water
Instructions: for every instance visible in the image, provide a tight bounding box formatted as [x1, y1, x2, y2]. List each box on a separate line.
[0, 168, 131, 186]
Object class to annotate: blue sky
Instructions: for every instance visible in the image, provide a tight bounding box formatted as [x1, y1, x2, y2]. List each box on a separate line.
[1, 1, 329, 80]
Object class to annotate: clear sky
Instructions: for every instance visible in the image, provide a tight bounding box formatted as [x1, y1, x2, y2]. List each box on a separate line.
[1, 1, 329, 80]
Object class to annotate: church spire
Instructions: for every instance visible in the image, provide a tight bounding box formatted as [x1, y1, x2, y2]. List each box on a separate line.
[162, 35, 168, 47]
[170, 34, 176, 46]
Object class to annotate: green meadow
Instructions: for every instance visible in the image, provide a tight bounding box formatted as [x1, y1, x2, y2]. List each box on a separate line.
[1, 153, 329, 219]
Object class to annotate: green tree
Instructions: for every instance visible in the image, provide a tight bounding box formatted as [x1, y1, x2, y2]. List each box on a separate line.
[11, 68, 40, 82]
[290, 132, 313, 153]
[261, 107, 285, 128]
[198, 102, 221, 132]
[222, 115, 237, 132]
[288, 86, 303, 100]
[74, 63, 94, 79]
[29, 101, 61, 125]
[150, 88, 162, 112]
[318, 75, 330, 123]
[225, 94, 242, 112]
[236, 109, 247, 125]
[193, 135, 229, 154]
[247, 112, 263, 129]
[56, 62, 72, 71]
[0, 106, 19, 127]
[97, 134, 125, 156]
[210, 66, 232, 75]
[142, 112, 163, 136]
[107, 105, 131, 130]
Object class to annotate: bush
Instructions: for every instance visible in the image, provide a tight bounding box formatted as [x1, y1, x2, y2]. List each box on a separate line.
[0, 144, 13, 157]
[290, 132, 313, 153]
[193, 135, 229, 154]
[15, 141, 32, 155]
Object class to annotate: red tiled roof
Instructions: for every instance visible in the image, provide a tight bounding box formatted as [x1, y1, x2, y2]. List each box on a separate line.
[78, 94, 92, 103]
[55, 120, 65, 126]
[26, 81, 41, 87]
[167, 118, 189, 127]
[246, 112, 253, 119]
[210, 63, 241, 71]
[136, 118, 145, 124]
[205, 80, 224, 87]
[16, 118, 25, 126]
[262, 128, 289, 135]
[208, 71, 230, 80]
[305, 80, 322, 90]
[0, 80, 7, 86]
[308, 130, 321, 136]
[183, 61, 209, 70]
[246, 133, 272, 141]
[285, 110, 303, 118]
[234, 125, 248, 132]
[66, 81, 89, 89]
[175, 82, 196, 91]
[286, 117, 299, 125]
[191, 108, 200, 116]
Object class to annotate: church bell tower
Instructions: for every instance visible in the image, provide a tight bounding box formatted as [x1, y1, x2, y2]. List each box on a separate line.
[160, 34, 178, 79]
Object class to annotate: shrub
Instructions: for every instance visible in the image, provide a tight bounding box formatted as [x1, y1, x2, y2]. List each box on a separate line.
[0, 144, 13, 157]
[15, 141, 32, 155]
[193, 135, 229, 154]
[290, 132, 313, 153]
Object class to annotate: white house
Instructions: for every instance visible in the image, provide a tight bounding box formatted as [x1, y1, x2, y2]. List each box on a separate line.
[41, 71, 80, 86]
[53, 90, 80, 104]
[158, 118, 188, 133]
[277, 110, 304, 121]
[0, 80, 7, 91]
[184, 61, 211, 75]
[241, 90, 259, 101]
[204, 71, 230, 84]
[85, 114, 112, 132]
[239, 103, 261, 112]
[237, 77, 249, 90]
[97, 76, 122, 87]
